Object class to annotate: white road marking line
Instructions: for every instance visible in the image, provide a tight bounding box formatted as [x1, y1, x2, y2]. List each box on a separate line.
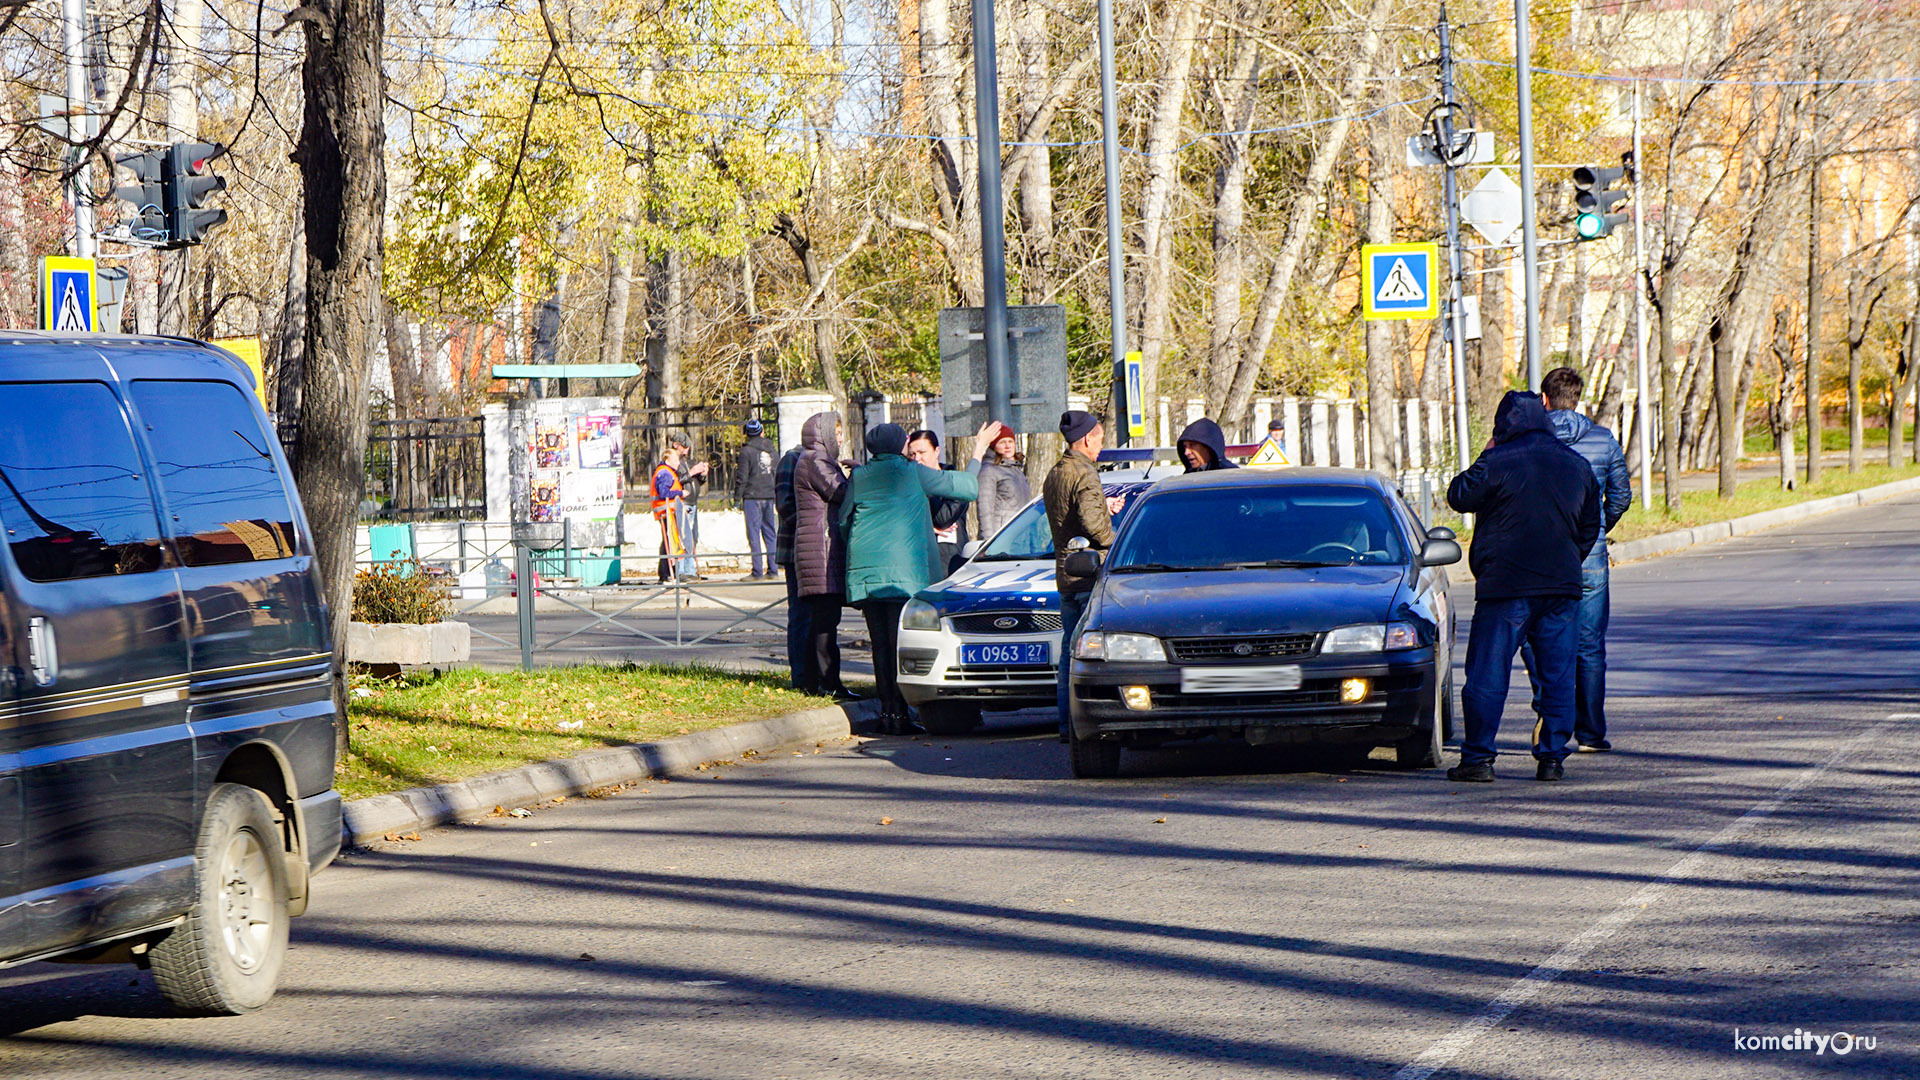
[1393, 712, 1911, 1080]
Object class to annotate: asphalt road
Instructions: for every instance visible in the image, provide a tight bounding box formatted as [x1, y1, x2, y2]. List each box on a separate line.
[6, 497, 1919, 1079]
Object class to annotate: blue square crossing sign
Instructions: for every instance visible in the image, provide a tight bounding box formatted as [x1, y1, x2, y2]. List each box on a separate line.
[1361, 243, 1438, 320]
[40, 256, 97, 332]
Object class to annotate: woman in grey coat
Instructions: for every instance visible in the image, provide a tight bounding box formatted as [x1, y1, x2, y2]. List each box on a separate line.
[975, 422, 1032, 542]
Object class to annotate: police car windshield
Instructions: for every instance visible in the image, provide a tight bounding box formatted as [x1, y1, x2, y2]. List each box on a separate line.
[974, 486, 1143, 561]
[1108, 485, 1407, 570]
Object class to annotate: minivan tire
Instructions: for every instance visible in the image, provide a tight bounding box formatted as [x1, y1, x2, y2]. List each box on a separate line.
[149, 783, 291, 1015]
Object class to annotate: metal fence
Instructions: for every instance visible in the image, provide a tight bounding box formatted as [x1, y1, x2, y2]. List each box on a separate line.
[363, 416, 487, 520]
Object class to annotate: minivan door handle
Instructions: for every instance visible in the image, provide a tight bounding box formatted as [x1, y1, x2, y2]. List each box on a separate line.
[27, 616, 58, 686]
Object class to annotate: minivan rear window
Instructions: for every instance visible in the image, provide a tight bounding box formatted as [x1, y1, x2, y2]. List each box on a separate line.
[131, 380, 297, 566]
[0, 381, 166, 581]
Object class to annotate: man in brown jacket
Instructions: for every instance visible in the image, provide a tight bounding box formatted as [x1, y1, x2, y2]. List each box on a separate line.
[1044, 410, 1124, 736]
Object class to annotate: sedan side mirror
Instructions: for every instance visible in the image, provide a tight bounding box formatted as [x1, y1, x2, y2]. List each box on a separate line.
[1426, 526, 1456, 541]
[1419, 538, 1462, 567]
[1061, 536, 1104, 578]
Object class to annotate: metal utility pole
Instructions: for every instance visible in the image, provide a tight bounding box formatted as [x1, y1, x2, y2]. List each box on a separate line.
[1513, 0, 1541, 389]
[1632, 82, 1651, 508]
[1435, 7, 1472, 472]
[972, 0, 1012, 425]
[1098, 0, 1127, 443]
[62, 0, 94, 259]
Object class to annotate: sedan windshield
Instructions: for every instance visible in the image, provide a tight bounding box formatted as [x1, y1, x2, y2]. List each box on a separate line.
[1107, 485, 1407, 571]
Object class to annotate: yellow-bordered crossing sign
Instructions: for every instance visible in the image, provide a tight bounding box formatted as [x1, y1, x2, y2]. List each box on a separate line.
[40, 256, 97, 332]
[1361, 243, 1439, 320]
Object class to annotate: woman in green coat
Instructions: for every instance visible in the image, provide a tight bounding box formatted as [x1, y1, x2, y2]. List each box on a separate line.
[842, 420, 997, 731]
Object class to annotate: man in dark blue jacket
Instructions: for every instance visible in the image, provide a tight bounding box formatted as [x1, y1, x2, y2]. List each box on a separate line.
[1521, 367, 1633, 752]
[1177, 417, 1239, 472]
[1446, 390, 1602, 782]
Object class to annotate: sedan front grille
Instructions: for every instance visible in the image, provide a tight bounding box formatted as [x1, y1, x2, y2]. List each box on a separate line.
[950, 611, 1063, 635]
[1166, 633, 1318, 662]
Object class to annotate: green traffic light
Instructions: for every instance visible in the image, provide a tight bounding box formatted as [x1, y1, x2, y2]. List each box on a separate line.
[1576, 212, 1604, 239]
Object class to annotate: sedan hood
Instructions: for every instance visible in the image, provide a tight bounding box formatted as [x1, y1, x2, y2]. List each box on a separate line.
[1094, 566, 1407, 638]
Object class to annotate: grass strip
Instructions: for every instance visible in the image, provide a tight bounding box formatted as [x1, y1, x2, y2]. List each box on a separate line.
[339, 663, 832, 801]
[1605, 461, 1920, 543]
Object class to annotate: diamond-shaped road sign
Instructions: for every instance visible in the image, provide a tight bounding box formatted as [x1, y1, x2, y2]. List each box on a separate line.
[938, 305, 1068, 433]
[1463, 168, 1523, 246]
[1361, 243, 1438, 321]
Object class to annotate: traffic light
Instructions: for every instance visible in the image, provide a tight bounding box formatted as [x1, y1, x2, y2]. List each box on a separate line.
[163, 140, 228, 247]
[112, 149, 169, 245]
[1572, 155, 1631, 241]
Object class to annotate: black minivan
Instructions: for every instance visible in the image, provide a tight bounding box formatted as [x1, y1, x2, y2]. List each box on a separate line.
[0, 333, 340, 1013]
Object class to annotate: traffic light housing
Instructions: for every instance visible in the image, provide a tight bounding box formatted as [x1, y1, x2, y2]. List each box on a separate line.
[163, 141, 228, 247]
[1573, 155, 1631, 241]
[112, 149, 169, 245]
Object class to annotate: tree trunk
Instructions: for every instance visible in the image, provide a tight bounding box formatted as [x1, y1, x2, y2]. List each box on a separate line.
[0, 97, 28, 326]
[293, 0, 386, 763]
[269, 201, 308, 421]
[1772, 309, 1798, 489]
[1566, 242, 1590, 369]
[157, 0, 202, 336]
[1805, 152, 1823, 483]
[383, 306, 417, 416]
[1893, 300, 1920, 467]
[1658, 270, 1682, 511]
[1363, 111, 1396, 470]
[1477, 249, 1508, 421]
[1132, 0, 1205, 410]
[1219, 0, 1392, 427]
[1710, 311, 1738, 497]
[1206, 26, 1261, 411]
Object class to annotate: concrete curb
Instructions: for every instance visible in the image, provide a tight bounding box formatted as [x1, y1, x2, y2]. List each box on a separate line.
[1608, 473, 1920, 564]
[340, 703, 865, 846]
[1446, 473, 1920, 583]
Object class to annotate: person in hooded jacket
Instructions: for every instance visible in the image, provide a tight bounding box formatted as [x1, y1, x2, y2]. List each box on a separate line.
[773, 440, 810, 690]
[1519, 366, 1633, 753]
[791, 411, 852, 697]
[1177, 417, 1238, 472]
[1445, 390, 1601, 783]
[734, 418, 779, 578]
[842, 420, 996, 731]
[976, 422, 1032, 541]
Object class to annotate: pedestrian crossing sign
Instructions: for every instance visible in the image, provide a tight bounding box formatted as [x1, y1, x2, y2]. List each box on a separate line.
[39, 256, 97, 332]
[1361, 243, 1438, 320]
[1245, 433, 1294, 468]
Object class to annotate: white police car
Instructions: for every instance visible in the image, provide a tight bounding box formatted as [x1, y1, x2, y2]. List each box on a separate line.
[897, 473, 1154, 734]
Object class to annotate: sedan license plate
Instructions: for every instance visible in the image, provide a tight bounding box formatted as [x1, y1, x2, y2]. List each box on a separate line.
[1179, 665, 1303, 694]
[959, 642, 1050, 666]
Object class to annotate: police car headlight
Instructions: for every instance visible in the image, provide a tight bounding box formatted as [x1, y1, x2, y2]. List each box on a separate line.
[1076, 632, 1166, 662]
[1322, 621, 1420, 653]
[900, 598, 941, 631]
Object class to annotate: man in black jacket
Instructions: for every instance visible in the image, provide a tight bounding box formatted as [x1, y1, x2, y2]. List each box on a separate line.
[735, 418, 779, 578]
[1446, 391, 1602, 782]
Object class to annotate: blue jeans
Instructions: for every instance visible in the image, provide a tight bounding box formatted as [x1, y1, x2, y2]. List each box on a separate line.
[783, 566, 810, 689]
[1461, 594, 1578, 766]
[744, 500, 777, 575]
[1057, 590, 1091, 735]
[1521, 560, 1610, 746]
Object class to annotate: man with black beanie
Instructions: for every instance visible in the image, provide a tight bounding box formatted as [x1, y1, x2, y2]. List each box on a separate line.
[1445, 390, 1601, 782]
[1044, 410, 1124, 737]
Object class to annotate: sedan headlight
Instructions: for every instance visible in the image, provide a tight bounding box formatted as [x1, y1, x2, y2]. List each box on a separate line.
[1075, 631, 1167, 662]
[900, 598, 942, 631]
[1322, 621, 1421, 654]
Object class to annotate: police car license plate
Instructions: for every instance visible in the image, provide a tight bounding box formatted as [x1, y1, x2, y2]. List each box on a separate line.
[1179, 665, 1303, 694]
[960, 642, 1050, 666]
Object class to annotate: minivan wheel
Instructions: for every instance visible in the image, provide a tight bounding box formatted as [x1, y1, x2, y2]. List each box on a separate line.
[1068, 728, 1122, 778]
[917, 700, 982, 736]
[150, 783, 290, 1015]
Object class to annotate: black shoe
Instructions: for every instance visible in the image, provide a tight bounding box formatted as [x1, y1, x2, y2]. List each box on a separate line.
[1575, 740, 1612, 753]
[1536, 759, 1564, 782]
[831, 688, 866, 703]
[1447, 762, 1495, 782]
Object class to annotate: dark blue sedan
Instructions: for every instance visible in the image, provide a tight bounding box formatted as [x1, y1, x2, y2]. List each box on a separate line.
[1065, 468, 1462, 777]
